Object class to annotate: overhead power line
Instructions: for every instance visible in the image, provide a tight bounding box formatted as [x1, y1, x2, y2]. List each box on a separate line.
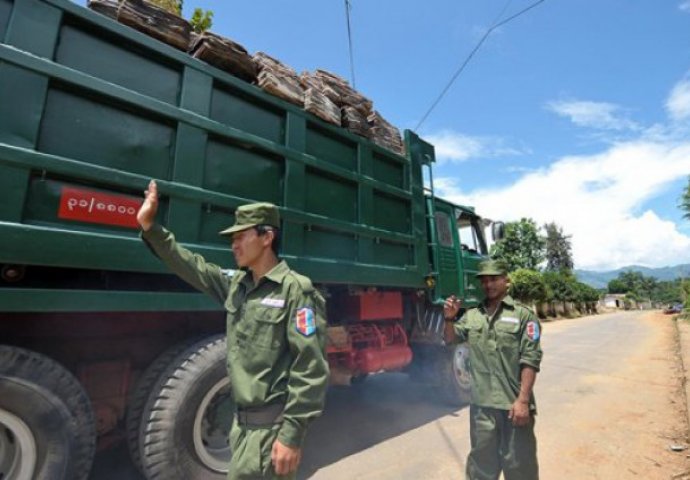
[344, 0, 356, 88]
[414, 0, 546, 132]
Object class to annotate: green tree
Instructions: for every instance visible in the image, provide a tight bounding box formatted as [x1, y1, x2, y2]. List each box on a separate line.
[190, 7, 213, 33]
[607, 270, 656, 300]
[509, 269, 548, 304]
[607, 278, 627, 294]
[543, 271, 578, 302]
[543, 222, 574, 272]
[490, 218, 545, 272]
[574, 282, 599, 303]
[653, 279, 684, 305]
[681, 176, 690, 220]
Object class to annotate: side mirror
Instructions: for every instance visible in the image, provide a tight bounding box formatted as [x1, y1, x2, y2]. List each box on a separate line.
[491, 222, 505, 241]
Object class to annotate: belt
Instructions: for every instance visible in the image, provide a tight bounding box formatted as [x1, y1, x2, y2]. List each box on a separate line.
[236, 402, 285, 428]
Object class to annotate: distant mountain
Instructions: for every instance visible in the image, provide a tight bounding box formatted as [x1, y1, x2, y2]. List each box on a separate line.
[575, 264, 690, 289]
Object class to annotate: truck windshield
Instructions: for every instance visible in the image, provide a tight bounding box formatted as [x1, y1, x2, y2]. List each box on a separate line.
[457, 215, 488, 255]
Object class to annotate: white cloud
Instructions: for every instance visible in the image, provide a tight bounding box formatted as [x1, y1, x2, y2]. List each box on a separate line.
[666, 77, 690, 121]
[680, 1, 690, 12]
[436, 141, 690, 270]
[546, 100, 640, 131]
[424, 130, 529, 164]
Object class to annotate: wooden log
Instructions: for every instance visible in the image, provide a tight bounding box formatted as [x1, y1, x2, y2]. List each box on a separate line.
[189, 32, 257, 83]
[341, 106, 369, 138]
[117, 0, 191, 51]
[305, 88, 340, 126]
[368, 111, 405, 155]
[253, 52, 297, 76]
[314, 69, 373, 115]
[253, 52, 304, 107]
[300, 72, 341, 106]
[257, 70, 304, 107]
[87, 0, 119, 19]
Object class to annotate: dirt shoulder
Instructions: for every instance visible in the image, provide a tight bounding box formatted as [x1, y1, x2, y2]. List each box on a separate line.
[538, 311, 690, 479]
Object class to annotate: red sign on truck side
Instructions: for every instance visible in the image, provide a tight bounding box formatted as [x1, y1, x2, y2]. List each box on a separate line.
[58, 186, 142, 228]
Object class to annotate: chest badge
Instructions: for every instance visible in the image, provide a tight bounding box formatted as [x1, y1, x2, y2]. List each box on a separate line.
[295, 307, 316, 337]
[526, 321, 540, 341]
[261, 297, 285, 308]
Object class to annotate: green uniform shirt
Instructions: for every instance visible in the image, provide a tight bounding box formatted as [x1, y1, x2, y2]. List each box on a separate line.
[453, 295, 542, 411]
[142, 224, 329, 448]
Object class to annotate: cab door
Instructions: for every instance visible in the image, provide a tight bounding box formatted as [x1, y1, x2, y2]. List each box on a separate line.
[428, 200, 461, 300]
[456, 210, 488, 308]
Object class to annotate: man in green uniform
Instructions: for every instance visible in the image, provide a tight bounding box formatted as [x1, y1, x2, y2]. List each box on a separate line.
[137, 180, 329, 479]
[444, 259, 542, 480]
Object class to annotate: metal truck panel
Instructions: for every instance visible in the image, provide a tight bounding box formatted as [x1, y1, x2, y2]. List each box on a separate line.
[0, 0, 431, 293]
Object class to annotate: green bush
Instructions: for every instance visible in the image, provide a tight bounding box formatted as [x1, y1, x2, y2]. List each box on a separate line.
[509, 269, 548, 304]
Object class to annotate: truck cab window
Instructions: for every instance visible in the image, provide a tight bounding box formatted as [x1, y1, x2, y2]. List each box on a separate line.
[457, 216, 487, 254]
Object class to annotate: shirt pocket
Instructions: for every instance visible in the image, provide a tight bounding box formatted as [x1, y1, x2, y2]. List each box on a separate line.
[495, 319, 520, 349]
[245, 305, 286, 350]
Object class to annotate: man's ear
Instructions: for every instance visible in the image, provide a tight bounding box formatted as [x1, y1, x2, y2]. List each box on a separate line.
[262, 229, 275, 248]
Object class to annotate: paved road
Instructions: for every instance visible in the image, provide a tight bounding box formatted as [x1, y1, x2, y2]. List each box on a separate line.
[91, 311, 651, 479]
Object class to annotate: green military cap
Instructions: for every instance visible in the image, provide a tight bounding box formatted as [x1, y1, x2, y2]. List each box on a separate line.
[219, 202, 280, 236]
[476, 259, 509, 277]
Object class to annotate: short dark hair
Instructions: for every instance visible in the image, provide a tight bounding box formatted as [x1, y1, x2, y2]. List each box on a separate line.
[255, 224, 281, 256]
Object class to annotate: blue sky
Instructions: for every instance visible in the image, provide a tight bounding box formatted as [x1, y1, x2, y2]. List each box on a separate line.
[150, 1, 689, 270]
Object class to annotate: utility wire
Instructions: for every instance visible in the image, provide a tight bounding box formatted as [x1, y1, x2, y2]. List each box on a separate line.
[344, 0, 356, 88]
[414, 0, 546, 132]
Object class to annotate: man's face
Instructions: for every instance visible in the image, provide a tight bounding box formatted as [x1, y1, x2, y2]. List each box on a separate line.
[479, 274, 509, 302]
[231, 227, 272, 268]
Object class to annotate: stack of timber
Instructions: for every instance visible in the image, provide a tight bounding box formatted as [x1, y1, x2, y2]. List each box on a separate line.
[299, 73, 341, 126]
[368, 111, 405, 155]
[253, 52, 304, 107]
[313, 70, 374, 138]
[189, 32, 256, 83]
[115, 0, 190, 51]
[87, 0, 119, 19]
[86, 1, 407, 156]
[314, 70, 373, 114]
[341, 106, 370, 138]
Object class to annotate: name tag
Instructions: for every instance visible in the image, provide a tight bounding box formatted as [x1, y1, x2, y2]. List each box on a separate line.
[499, 317, 519, 324]
[261, 298, 285, 308]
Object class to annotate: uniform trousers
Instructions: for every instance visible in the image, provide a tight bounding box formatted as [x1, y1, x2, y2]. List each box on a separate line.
[466, 404, 539, 480]
[228, 418, 296, 480]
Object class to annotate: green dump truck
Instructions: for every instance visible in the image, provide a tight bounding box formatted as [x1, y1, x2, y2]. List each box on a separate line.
[0, 0, 501, 478]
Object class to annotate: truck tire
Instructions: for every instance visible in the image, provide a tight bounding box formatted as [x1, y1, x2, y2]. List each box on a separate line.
[125, 339, 197, 473]
[0, 345, 96, 480]
[438, 343, 472, 407]
[139, 334, 235, 479]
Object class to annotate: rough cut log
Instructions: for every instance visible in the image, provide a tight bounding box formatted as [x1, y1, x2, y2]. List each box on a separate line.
[314, 69, 373, 116]
[257, 70, 304, 107]
[304, 88, 340, 126]
[190, 32, 257, 83]
[341, 106, 369, 138]
[87, 0, 119, 19]
[368, 111, 405, 155]
[300, 72, 342, 106]
[117, 0, 191, 51]
[253, 52, 304, 107]
[253, 52, 297, 76]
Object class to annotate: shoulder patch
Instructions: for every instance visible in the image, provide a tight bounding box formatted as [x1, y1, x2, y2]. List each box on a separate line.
[295, 307, 316, 337]
[526, 321, 540, 341]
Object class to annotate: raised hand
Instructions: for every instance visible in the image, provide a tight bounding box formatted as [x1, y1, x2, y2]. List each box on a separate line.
[137, 179, 159, 231]
[443, 295, 462, 321]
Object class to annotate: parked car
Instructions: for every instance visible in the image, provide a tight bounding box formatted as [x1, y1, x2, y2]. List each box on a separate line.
[664, 304, 684, 314]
